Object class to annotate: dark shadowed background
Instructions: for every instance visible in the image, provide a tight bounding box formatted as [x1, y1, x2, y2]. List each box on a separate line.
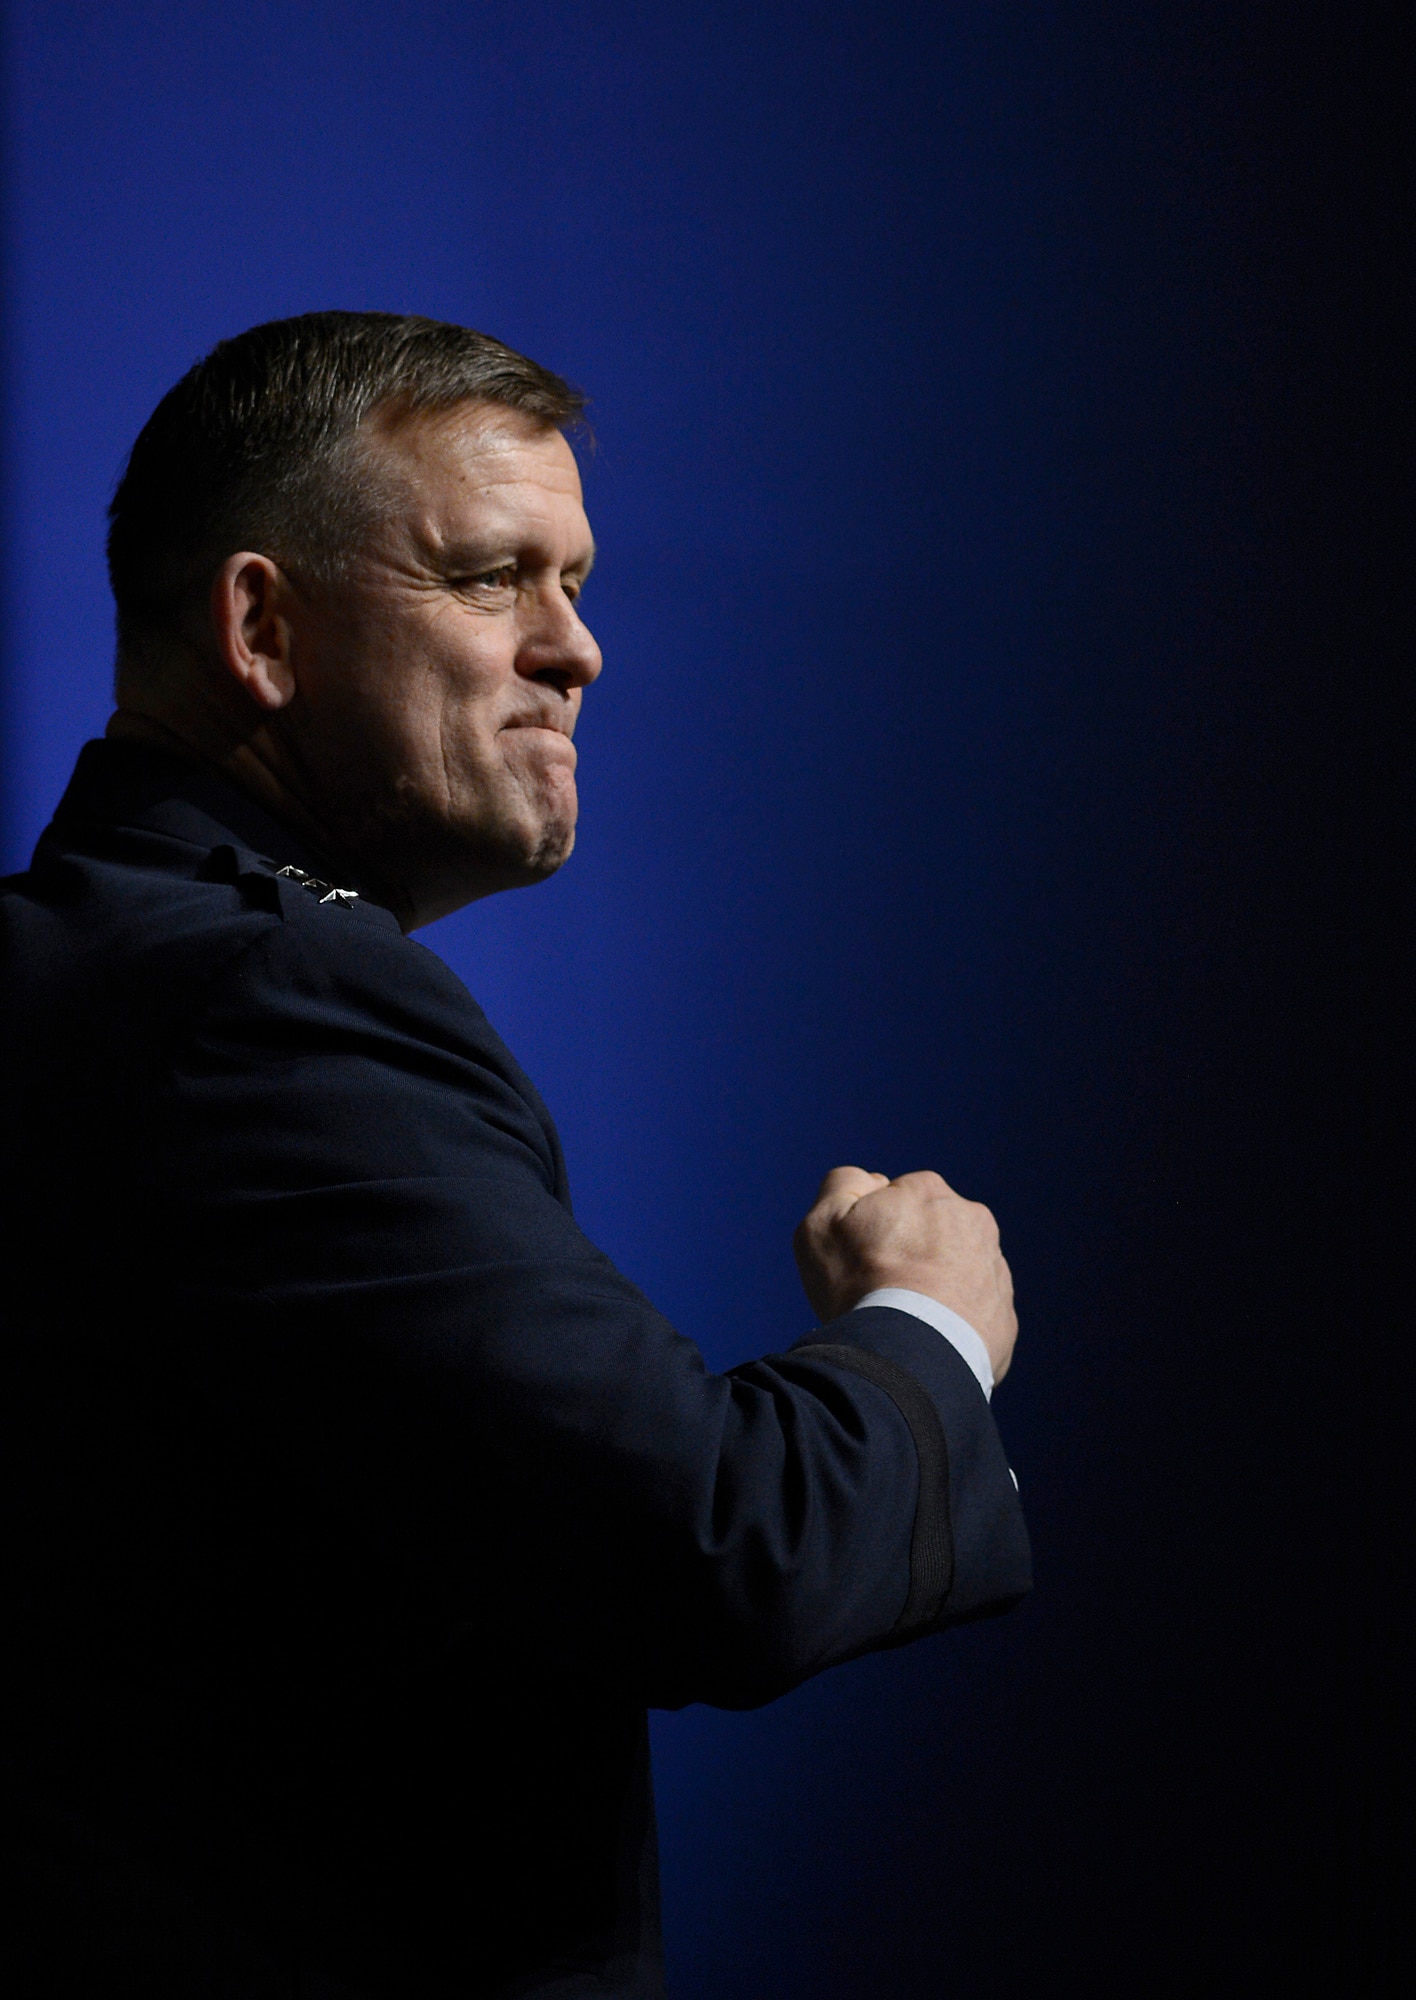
[3, 3, 1409, 1992]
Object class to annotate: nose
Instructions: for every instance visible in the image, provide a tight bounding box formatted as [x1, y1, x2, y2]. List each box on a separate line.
[517, 584, 603, 699]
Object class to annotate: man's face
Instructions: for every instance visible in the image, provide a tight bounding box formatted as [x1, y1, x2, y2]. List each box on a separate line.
[283, 401, 601, 925]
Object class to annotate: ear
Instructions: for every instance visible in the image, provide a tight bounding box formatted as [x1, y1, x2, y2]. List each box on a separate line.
[209, 553, 299, 710]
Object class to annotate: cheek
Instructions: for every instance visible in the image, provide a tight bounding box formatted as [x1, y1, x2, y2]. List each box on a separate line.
[308, 595, 513, 788]
[387, 654, 505, 780]
[426, 634, 512, 739]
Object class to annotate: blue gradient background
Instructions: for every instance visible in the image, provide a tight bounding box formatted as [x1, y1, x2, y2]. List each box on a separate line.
[3, 4, 1407, 1992]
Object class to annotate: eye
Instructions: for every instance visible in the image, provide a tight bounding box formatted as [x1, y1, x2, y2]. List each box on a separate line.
[462, 562, 517, 591]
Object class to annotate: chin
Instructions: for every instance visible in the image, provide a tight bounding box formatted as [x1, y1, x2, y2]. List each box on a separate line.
[368, 784, 580, 918]
[439, 813, 577, 910]
[527, 816, 577, 876]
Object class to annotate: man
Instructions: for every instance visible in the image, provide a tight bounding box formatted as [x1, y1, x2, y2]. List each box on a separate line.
[2, 312, 1030, 1997]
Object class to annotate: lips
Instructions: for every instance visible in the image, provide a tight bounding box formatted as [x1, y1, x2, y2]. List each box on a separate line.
[501, 713, 572, 739]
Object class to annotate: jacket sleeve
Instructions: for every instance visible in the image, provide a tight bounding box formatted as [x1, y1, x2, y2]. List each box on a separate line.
[149, 908, 1031, 1709]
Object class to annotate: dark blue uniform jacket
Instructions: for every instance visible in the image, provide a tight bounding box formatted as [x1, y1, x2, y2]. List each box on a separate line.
[2, 740, 1031, 1997]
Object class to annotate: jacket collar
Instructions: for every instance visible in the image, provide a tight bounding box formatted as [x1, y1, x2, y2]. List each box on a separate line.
[45, 737, 394, 918]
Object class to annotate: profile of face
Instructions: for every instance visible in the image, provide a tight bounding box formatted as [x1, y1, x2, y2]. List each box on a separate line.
[237, 402, 602, 928]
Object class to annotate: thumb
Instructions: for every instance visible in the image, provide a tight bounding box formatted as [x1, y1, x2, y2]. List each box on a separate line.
[807, 1165, 890, 1227]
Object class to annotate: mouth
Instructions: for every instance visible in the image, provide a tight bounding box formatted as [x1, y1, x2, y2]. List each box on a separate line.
[500, 714, 572, 740]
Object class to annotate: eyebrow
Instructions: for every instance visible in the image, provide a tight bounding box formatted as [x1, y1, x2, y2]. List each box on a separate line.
[435, 539, 597, 577]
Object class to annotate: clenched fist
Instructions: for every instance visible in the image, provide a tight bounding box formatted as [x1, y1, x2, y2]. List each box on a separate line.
[793, 1167, 1018, 1383]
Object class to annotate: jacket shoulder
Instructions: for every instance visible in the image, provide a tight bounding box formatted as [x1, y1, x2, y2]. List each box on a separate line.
[3, 820, 564, 1194]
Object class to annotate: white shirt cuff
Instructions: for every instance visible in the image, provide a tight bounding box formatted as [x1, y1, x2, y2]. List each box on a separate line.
[852, 1287, 995, 1401]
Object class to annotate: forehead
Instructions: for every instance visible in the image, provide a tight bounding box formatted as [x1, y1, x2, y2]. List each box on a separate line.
[360, 401, 588, 548]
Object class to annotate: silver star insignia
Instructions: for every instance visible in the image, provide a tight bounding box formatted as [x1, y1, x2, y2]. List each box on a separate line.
[275, 864, 359, 906]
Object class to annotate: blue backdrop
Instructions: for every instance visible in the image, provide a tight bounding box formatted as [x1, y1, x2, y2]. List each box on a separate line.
[3, 3, 1406, 1991]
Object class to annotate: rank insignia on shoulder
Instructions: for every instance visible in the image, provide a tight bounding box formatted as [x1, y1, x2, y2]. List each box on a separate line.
[275, 863, 360, 906]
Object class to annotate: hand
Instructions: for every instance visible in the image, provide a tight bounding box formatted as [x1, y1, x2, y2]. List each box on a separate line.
[793, 1166, 1018, 1383]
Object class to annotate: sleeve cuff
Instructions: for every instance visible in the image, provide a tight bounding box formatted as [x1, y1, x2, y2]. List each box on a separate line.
[852, 1288, 994, 1401]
